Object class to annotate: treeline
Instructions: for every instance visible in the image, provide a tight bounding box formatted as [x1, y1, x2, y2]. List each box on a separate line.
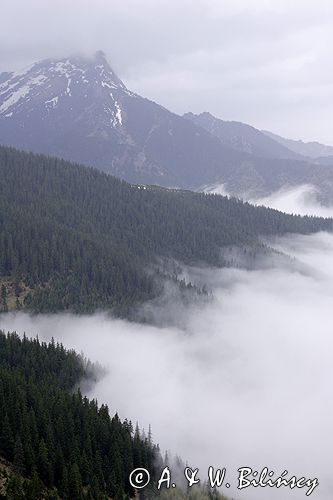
[0, 145, 331, 313]
[0, 331, 159, 499]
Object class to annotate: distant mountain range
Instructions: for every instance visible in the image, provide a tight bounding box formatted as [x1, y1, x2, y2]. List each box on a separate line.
[261, 129, 333, 159]
[1, 51, 333, 203]
[183, 111, 303, 160]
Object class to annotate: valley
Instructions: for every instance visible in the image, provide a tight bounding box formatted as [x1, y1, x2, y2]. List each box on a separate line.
[1, 7, 333, 497]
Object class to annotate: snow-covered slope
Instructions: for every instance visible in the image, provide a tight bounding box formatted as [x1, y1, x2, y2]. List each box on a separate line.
[0, 51, 131, 125]
[0, 51, 167, 184]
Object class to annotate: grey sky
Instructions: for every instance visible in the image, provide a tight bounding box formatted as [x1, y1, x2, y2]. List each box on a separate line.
[1, 0, 333, 143]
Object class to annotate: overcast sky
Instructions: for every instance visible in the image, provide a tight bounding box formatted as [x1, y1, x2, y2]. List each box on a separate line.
[2, 0, 333, 143]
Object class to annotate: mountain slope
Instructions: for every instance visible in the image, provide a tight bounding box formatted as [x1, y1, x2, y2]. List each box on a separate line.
[183, 111, 302, 160]
[262, 129, 333, 159]
[0, 146, 332, 314]
[0, 330, 230, 499]
[2, 53, 333, 202]
[0, 51, 162, 184]
[183, 113, 333, 203]
[315, 155, 333, 166]
[0, 51, 248, 188]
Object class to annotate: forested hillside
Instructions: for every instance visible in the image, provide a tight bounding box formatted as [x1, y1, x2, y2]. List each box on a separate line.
[0, 331, 159, 499]
[0, 331, 230, 500]
[0, 145, 332, 314]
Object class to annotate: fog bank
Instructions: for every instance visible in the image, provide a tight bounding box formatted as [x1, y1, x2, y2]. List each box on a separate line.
[1, 232, 332, 499]
[206, 182, 333, 217]
[251, 184, 333, 217]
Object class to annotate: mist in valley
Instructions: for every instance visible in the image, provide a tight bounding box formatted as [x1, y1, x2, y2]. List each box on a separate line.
[251, 184, 333, 218]
[207, 182, 333, 217]
[1, 191, 333, 499]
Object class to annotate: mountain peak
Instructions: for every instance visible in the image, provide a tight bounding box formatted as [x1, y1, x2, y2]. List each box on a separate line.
[35, 51, 125, 88]
[93, 49, 107, 62]
[184, 111, 214, 121]
[0, 51, 134, 125]
[64, 50, 112, 71]
[184, 110, 303, 160]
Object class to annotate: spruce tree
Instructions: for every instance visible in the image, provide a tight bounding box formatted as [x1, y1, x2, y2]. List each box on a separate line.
[13, 435, 26, 475]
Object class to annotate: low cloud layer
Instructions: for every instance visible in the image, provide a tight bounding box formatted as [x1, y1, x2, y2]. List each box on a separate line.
[1, 231, 333, 499]
[251, 184, 333, 217]
[207, 183, 333, 217]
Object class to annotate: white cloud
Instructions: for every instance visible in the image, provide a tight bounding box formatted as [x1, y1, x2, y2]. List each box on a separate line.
[250, 185, 333, 217]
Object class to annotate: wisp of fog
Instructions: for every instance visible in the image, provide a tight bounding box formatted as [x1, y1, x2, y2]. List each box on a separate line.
[207, 182, 333, 217]
[252, 184, 333, 217]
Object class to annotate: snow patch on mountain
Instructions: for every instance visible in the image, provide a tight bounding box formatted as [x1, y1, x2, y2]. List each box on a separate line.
[114, 100, 122, 126]
[101, 81, 118, 90]
[0, 74, 47, 114]
[45, 96, 59, 109]
[0, 52, 133, 126]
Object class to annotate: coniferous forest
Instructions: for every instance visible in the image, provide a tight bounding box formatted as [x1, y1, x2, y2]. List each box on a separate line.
[0, 145, 332, 499]
[0, 331, 229, 500]
[0, 145, 331, 314]
[1, 10, 333, 498]
[0, 331, 158, 499]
